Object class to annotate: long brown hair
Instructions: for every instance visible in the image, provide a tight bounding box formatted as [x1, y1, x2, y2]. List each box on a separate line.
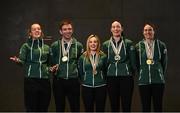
[84, 34, 102, 58]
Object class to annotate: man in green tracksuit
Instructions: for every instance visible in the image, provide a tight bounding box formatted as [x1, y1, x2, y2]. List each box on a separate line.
[135, 23, 168, 112]
[50, 19, 83, 112]
[102, 20, 137, 112]
[10, 23, 51, 112]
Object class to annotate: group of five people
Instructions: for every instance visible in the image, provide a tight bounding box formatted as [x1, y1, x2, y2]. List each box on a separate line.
[10, 19, 168, 112]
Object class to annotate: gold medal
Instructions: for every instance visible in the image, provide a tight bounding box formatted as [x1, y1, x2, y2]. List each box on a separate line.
[146, 59, 151, 64]
[146, 59, 154, 65]
[62, 56, 68, 62]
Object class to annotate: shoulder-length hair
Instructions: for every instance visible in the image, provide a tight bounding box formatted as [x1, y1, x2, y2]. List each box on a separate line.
[84, 34, 102, 58]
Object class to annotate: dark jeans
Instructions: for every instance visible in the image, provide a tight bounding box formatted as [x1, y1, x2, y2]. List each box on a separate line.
[82, 85, 107, 112]
[107, 76, 134, 112]
[139, 84, 165, 112]
[24, 78, 51, 112]
[53, 78, 80, 112]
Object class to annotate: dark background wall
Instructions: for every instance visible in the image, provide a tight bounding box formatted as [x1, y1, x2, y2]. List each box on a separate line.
[1, 0, 180, 111]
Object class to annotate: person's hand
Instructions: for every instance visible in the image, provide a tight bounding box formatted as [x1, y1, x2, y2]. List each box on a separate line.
[49, 64, 59, 73]
[10, 56, 20, 63]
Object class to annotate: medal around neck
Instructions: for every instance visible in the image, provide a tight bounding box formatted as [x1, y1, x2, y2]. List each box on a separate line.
[146, 59, 154, 65]
[93, 69, 97, 75]
[62, 56, 68, 62]
[114, 55, 121, 61]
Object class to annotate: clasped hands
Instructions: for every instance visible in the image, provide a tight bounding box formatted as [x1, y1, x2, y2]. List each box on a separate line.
[49, 64, 59, 73]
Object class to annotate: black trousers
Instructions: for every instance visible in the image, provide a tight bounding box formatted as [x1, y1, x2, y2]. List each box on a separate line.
[82, 85, 107, 112]
[139, 84, 165, 112]
[53, 78, 80, 112]
[107, 76, 134, 112]
[24, 78, 51, 112]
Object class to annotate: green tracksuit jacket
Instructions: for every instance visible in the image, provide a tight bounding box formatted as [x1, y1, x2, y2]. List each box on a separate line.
[18, 38, 51, 79]
[50, 37, 83, 79]
[78, 52, 107, 87]
[102, 36, 137, 77]
[135, 39, 168, 85]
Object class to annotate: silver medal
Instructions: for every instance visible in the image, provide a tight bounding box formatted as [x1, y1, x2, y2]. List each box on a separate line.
[62, 56, 68, 62]
[110, 38, 123, 61]
[93, 69, 97, 75]
[114, 55, 121, 61]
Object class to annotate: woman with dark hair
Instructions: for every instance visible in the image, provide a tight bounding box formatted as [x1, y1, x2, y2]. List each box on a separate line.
[10, 23, 51, 112]
[102, 20, 137, 112]
[78, 34, 107, 112]
[135, 23, 168, 112]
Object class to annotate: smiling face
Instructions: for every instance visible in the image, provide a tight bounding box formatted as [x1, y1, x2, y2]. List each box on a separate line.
[29, 24, 42, 39]
[111, 21, 123, 38]
[143, 24, 155, 40]
[88, 36, 99, 51]
[60, 24, 73, 41]
[86, 35, 101, 54]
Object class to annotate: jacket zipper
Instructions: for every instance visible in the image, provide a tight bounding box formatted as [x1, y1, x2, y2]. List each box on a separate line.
[139, 69, 142, 80]
[148, 65, 151, 84]
[28, 65, 31, 77]
[126, 64, 130, 75]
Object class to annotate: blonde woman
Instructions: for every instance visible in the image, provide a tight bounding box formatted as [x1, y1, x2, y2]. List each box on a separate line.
[78, 34, 107, 112]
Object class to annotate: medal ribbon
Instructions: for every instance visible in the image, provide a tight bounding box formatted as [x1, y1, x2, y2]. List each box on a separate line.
[144, 40, 155, 59]
[62, 39, 72, 57]
[89, 53, 98, 75]
[110, 37, 123, 56]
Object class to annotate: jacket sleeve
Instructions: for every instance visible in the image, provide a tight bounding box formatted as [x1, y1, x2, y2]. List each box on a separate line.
[46, 46, 52, 75]
[128, 42, 137, 75]
[48, 47, 53, 66]
[77, 42, 84, 60]
[102, 54, 108, 78]
[161, 43, 168, 75]
[50, 42, 59, 65]
[78, 55, 84, 79]
[102, 42, 108, 55]
[18, 43, 27, 66]
[135, 43, 140, 73]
